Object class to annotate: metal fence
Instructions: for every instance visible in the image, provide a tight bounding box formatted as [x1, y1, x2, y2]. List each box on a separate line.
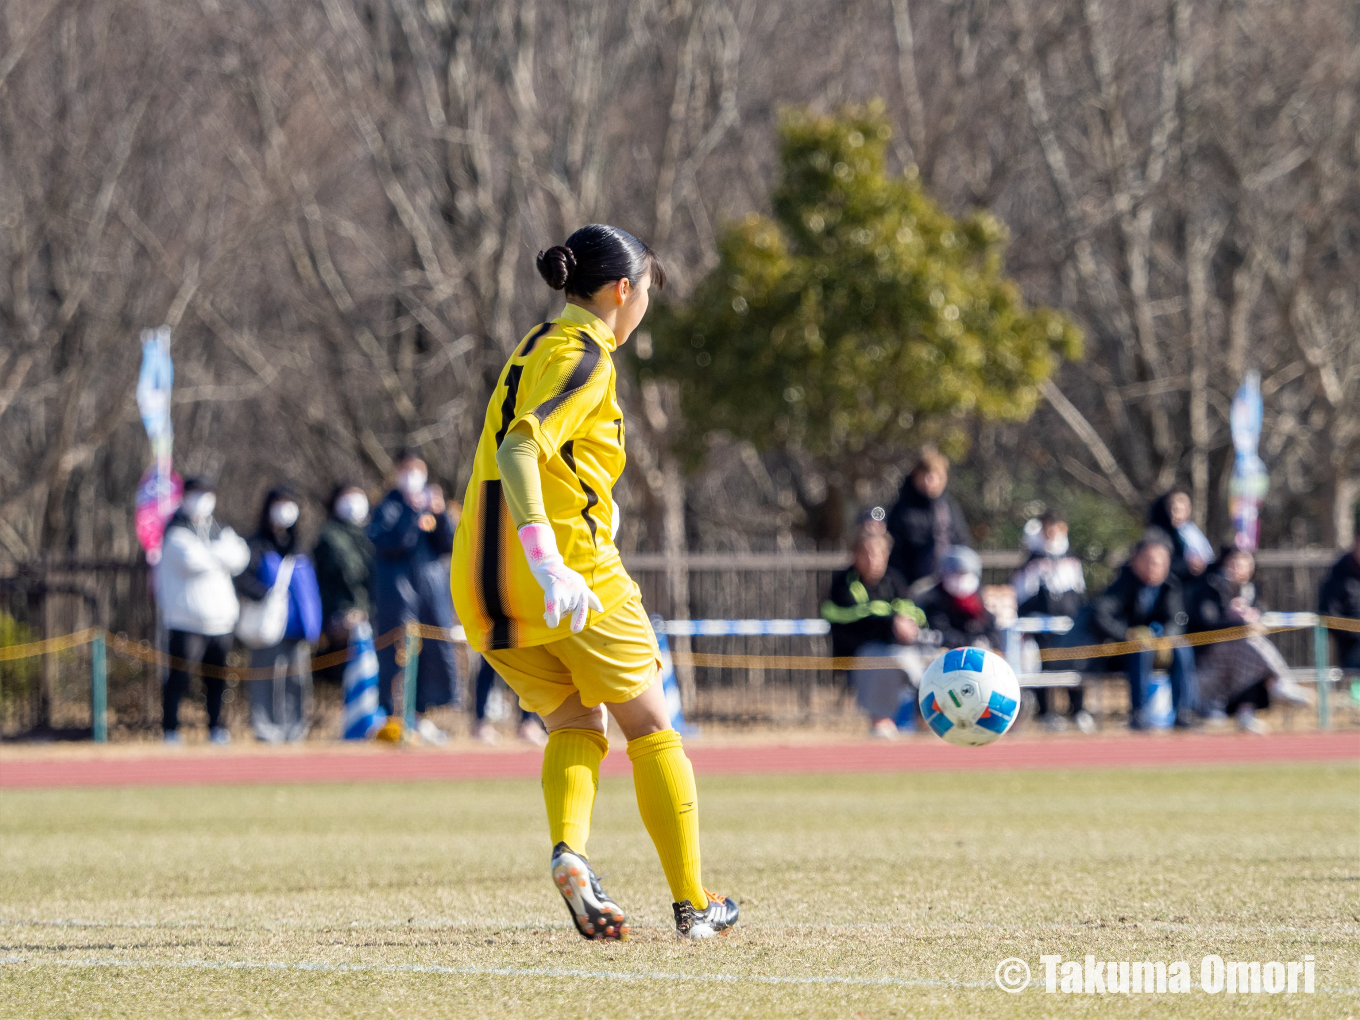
[0, 551, 1351, 737]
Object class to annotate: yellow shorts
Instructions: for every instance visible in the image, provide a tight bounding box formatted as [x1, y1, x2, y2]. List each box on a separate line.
[481, 589, 662, 717]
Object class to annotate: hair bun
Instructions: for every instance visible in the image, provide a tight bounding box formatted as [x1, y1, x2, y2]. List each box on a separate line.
[536, 245, 577, 290]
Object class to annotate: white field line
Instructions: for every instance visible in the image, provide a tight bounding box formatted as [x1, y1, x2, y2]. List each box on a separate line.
[2, 917, 1354, 937]
[4, 955, 1357, 995]
[0, 954, 987, 989]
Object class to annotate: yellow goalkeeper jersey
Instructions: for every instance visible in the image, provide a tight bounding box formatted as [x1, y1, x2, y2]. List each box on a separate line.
[452, 304, 633, 651]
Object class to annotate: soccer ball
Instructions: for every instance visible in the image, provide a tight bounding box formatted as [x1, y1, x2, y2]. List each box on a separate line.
[918, 646, 1021, 747]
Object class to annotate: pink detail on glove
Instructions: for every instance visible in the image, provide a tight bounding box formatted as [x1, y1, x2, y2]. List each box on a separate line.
[517, 523, 603, 632]
[518, 522, 556, 566]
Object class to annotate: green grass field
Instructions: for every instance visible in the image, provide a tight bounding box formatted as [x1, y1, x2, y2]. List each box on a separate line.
[2, 763, 1357, 1018]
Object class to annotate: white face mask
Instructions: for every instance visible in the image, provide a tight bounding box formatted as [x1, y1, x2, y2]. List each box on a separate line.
[182, 492, 216, 521]
[397, 469, 427, 496]
[1044, 534, 1069, 557]
[270, 501, 300, 529]
[335, 493, 369, 524]
[942, 573, 980, 598]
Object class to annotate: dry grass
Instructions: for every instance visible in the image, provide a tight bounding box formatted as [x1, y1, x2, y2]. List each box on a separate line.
[1, 763, 1357, 1018]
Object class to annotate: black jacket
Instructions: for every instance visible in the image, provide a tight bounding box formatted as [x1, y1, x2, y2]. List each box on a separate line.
[1319, 551, 1360, 663]
[914, 582, 1000, 649]
[313, 517, 374, 622]
[884, 479, 969, 585]
[1089, 565, 1188, 643]
[1012, 549, 1087, 621]
[1147, 495, 1212, 583]
[1186, 568, 1260, 633]
[821, 566, 921, 659]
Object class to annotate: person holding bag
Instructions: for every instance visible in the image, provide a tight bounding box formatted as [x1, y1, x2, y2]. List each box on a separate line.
[236, 487, 322, 742]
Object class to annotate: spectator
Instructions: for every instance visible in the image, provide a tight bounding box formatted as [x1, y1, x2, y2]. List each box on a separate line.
[1012, 511, 1093, 733]
[156, 477, 250, 745]
[884, 446, 969, 586]
[1319, 533, 1360, 669]
[821, 520, 926, 738]
[1148, 489, 1216, 581]
[1188, 548, 1311, 734]
[470, 657, 549, 746]
[236, 487, 323, 742]
[369, 450, 462, 740]
[1085, 533, 1199, 729]
[313, 483, 374, 679]
[915, 546, 1002, 651]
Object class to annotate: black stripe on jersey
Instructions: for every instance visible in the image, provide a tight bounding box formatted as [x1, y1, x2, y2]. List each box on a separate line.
[519, 322, 552, 357]
[560, 440, 599, 545]
[479, 480, 513, 649]
[494, 365, 524, 447]
[531, 336, 601, 424]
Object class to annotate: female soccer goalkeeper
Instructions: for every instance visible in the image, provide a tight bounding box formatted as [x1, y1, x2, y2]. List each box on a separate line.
[451, 224, 738, 941]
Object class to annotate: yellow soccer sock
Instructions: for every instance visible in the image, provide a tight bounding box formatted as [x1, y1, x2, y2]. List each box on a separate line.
[626, 729, 708, 907]
[542, 727, 608, 853]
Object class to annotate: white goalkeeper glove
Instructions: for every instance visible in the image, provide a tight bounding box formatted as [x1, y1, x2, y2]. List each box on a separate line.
[518, 523, 603, 632]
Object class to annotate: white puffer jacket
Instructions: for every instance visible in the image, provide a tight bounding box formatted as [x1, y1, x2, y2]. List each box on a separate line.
[157, 517, 251, 636]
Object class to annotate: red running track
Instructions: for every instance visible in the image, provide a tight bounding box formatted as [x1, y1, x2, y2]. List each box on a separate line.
[1, 732, 1356, 790]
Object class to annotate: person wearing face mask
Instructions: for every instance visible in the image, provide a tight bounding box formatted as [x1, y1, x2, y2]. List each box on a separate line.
[1011, 511, 1093, 732]
[884, 447, 970, 586]
[914, 546, 1001, 651]
[313, 484, 375, 669]
[236, 486, 323, 742]
[1187, 548, 1312, 733]
[155, 477, 251, 744]
[369, 450, 462, 732]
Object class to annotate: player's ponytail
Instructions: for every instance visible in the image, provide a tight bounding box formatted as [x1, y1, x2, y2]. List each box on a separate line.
[536, 246, 576, 290]
[536, 224, 666, 300]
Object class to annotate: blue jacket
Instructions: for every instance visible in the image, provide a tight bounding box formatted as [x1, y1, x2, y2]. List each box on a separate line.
[366, 490, 460, 712]
[367, 490, 456, 628]
[257, 549, 323, 644]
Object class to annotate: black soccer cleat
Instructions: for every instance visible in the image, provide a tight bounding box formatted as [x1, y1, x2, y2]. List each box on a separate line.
[673, 889, 739, 939]
[550, 842, 628, 941]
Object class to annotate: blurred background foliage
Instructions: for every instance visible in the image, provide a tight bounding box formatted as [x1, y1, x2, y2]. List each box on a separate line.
[643, 104, 1081, 505]
[0, 0, 1355, 562]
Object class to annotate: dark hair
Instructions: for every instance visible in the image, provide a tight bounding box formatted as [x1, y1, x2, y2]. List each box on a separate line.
[537, 224, 666, 300]
[1148, 488, 1190, 529]
[910, 445, 949, 477]
[1133, 529, 1175, 558]
[182, 476, 215, 495]
[393, 448, 425, 467]
[1039, 509, 1065, 528]
[256, 485, 300, 547]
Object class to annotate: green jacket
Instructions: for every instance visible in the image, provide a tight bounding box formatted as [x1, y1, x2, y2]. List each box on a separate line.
[821, 566, 925, 658]
[313, 517, 374, 622]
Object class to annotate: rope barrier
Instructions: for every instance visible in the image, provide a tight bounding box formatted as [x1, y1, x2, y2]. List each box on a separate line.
[0, 627, 100, 662]
[0, 618, 1356, 676]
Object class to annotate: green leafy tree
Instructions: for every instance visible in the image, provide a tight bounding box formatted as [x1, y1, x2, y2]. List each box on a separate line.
[644, 102, 1082, 496]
